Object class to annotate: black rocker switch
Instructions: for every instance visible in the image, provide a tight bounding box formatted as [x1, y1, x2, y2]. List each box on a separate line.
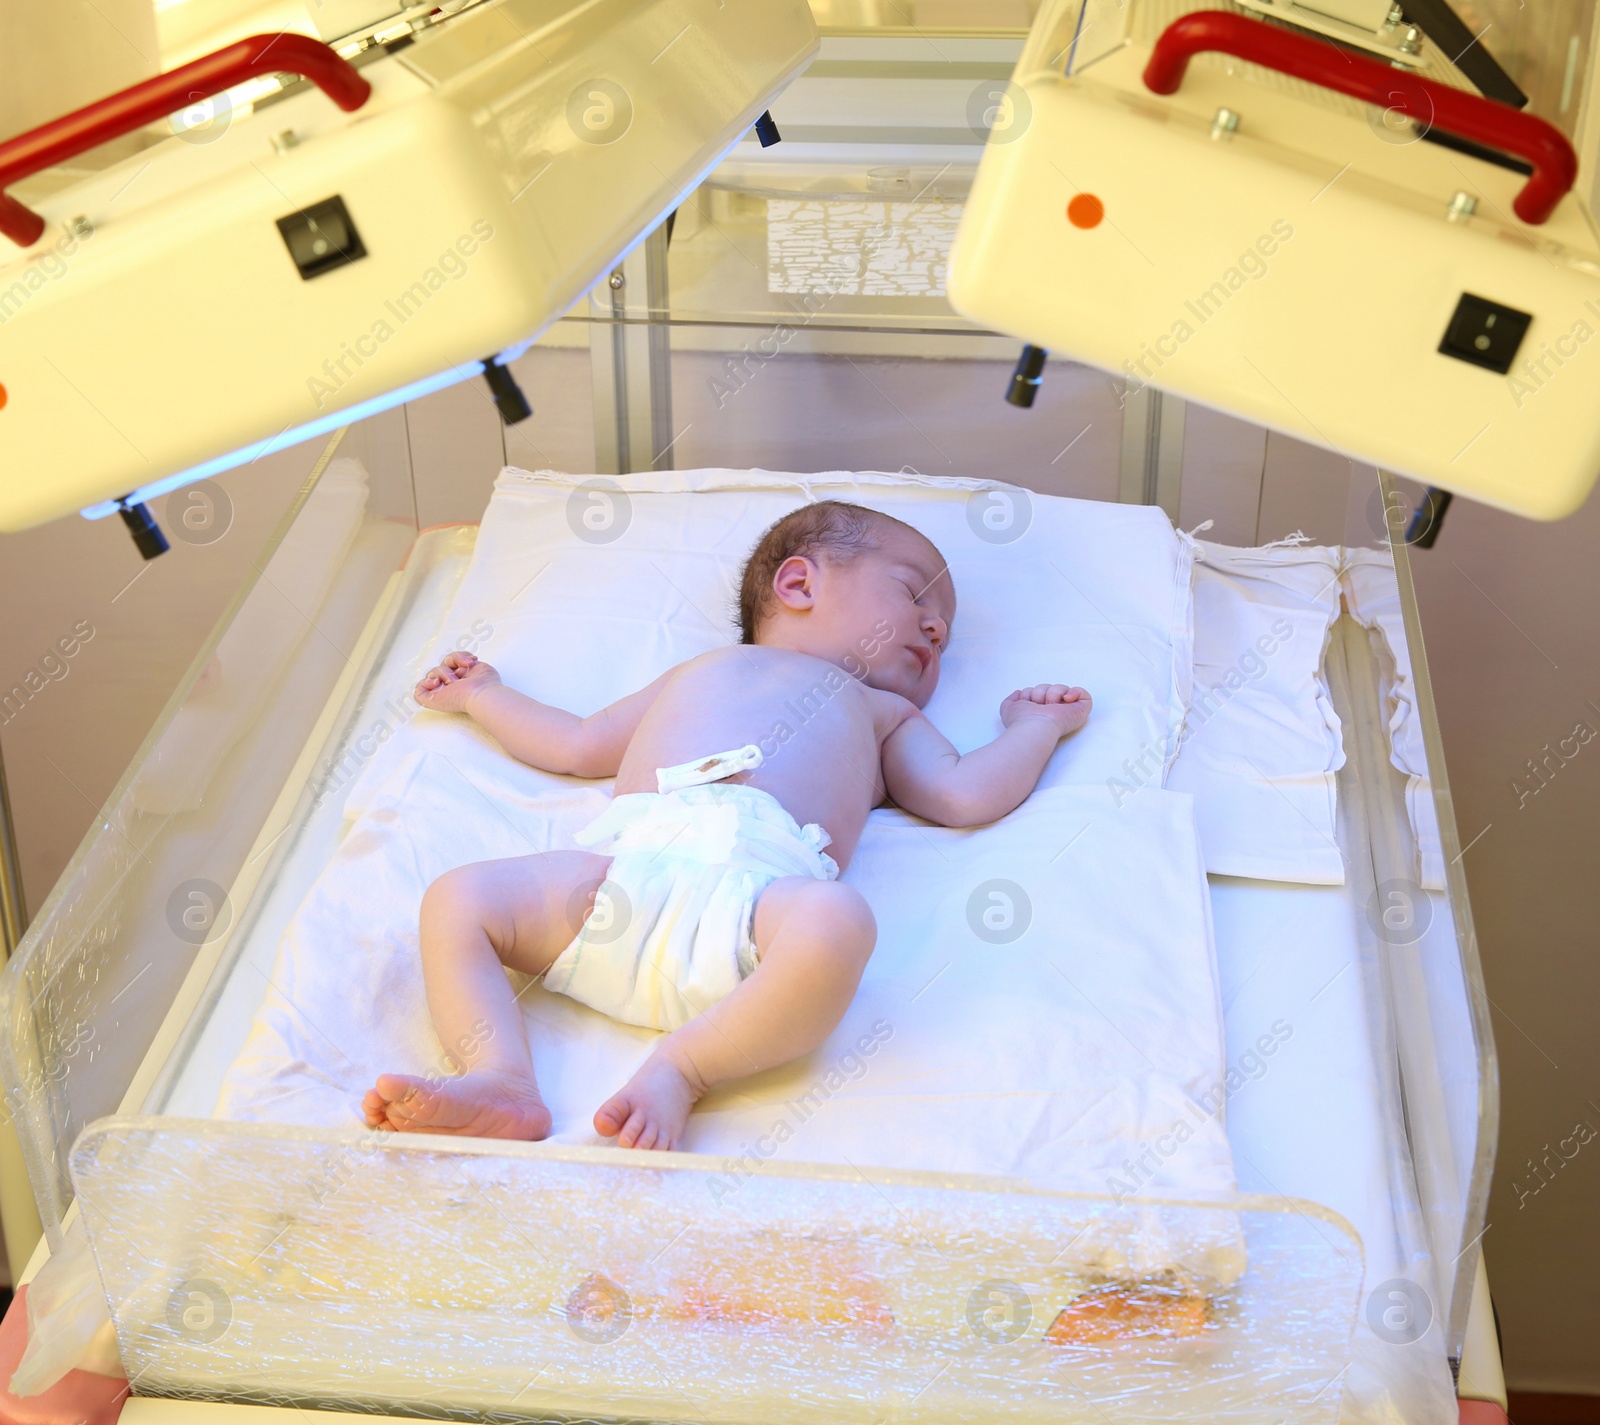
[1438, 292, 1532, 374]
[277, 196, 367, 280]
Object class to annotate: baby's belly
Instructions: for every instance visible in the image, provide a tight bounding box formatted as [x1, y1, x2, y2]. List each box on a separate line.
[615, 687, 880, 865]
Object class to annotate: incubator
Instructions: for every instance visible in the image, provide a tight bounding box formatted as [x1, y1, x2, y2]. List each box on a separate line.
[4, 0, 1580, 1419]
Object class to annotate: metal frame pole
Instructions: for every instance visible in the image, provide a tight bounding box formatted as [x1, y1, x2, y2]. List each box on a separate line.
[0, 732, 25, 957]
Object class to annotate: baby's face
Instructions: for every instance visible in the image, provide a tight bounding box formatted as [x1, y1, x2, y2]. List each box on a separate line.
[820, 528, 955, 707]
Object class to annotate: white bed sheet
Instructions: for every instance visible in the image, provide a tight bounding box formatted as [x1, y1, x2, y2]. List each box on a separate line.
[213, 738, 1238, 1271]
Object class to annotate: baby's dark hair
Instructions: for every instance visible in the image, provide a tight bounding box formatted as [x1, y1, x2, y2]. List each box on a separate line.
[738, 500, 913, 644]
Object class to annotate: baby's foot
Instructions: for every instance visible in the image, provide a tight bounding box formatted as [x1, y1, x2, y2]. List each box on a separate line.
[363, 1069, 552, 1140]
[594, 1050, 705, 1151]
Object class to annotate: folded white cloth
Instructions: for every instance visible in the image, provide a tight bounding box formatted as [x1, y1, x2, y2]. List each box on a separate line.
[545, 783, 839, 1030]
[1166, 536, 1346, 884]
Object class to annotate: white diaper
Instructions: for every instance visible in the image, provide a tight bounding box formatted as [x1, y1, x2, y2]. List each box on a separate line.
[543, 780, 839, 1031]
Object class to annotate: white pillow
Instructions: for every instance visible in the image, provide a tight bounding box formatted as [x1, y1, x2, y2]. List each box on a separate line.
[1165, 538, 1346, 884]
[438, 466, 1194, 793]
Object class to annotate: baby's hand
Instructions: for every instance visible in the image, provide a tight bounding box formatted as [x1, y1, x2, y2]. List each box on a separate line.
[415, 651, 500, 714]
[1000, 684, 1092, 738]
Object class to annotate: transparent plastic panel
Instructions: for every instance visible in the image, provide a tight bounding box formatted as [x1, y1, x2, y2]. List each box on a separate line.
[402, 0, 819, 307]
[1344, 478, 1498, 1358]
[807, 0, 1037, 32]
[1166, 409, 1495, 1364]
[672, 158, 983, 330]
[0, 420, 418, 1239]
[75, 1118, 1363, 1424]
[1447, 0, 1595, 137]
[661, 326, 1126, 499]
[1028, 0, 1597, 129]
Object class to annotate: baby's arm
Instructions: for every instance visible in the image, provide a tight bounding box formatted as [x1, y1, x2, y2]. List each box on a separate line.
[414, 651, 670, 778]
[880, 685, 1092, 827]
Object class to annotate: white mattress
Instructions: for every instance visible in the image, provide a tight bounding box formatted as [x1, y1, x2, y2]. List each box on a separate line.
[157, 521, 1449, 1424]
[195, 470, 1243, 1291]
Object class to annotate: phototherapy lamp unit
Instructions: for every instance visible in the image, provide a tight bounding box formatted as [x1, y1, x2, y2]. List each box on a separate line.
[0, 0, 815, 545]
[950, 0, 1600, 523]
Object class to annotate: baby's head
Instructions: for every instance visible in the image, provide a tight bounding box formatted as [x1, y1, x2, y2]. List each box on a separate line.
[738, 500, 955, 707]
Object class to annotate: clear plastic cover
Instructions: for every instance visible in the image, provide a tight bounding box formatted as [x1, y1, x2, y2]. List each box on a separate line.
[75, 1117, 1363, 1423]
[0, 435, 418, 1239]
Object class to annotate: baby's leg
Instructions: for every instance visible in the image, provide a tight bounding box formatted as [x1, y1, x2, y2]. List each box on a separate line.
[364, 850, 610, 1139]
[595, 878, 875, 1150]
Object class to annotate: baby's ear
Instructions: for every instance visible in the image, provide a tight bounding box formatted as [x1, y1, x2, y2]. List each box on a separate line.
[771, 555, 817, 611]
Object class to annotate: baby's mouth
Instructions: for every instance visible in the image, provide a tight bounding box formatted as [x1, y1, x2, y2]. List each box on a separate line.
[909, 645, 931, 674]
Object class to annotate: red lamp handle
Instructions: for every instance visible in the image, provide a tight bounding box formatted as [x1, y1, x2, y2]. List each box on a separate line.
[1141, 9, 1576, 225]
[0, 33, 371, 248]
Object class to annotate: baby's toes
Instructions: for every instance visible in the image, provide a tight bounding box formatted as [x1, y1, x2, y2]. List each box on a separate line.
[594, 1091, 634, 1141]
[362, 1091, 403, 1131]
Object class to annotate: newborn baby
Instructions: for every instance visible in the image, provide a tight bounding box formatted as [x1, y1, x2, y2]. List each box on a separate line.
[363, 500, 1090, 1149]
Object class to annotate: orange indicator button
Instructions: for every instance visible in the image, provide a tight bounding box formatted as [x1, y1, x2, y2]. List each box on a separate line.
[1067, 193, 1105, 229]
